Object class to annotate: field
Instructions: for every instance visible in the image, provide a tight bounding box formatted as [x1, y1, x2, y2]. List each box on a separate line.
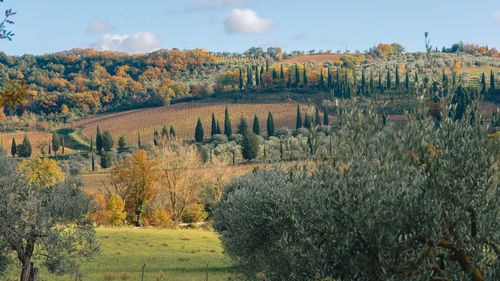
[6, 228, 234, 281]
[0, 131, 52, 155]
[73, 100, 304, 146]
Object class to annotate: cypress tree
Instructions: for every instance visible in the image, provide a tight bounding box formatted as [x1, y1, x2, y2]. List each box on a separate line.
[90, 138, 95, 172]
[48, 141, 51, 155]
[102, 130, 114, 151]
[336, 68, 340, 84]
[369, 68, 375, 91]
[272, 68, 278, 82]
[195, 118, 204, 143]
[378, 69, 383, 92]
[211, 113, 217, 136]
[61, 136, 65, 154]
[169, 126, 176, 138]
[405, 71, 410, 90]
[237, 116, 248, 135]
[415, 72, 419, 84]
[161, 126, 168, 138]
[314, 107, 321, 126]
[137, 131, 142, 148]
[216, 121, 222, 135]
[52, 132, 60, 155]
[18, 134, 32, 158]
[239, 68, 243, 90]
[96, 126, 103, 154]
[241, 132, 259, 160]
[319, 68, 325, 89]
[118, 136, 127, 152]
[323, 109, 329, 126]
[489, 70, 495, 95]
[11, 137, 16, 157]
[255, 65, 260, 86]
[327, 68, 333, 88]
[260, 66, 264, 85]
[246, 66, 253, 88]
[303, 64, 308, 86]
[304, 114, 312, 129]
[395, 65, 400, 88]
[295, 64, 300, 88]
[224, 107, 232, 136]
[361, 67, 366, 89]
[252, 115, 260, 135]
[280, 64, 284, 79]
[480, 73, 487, 97]
[100, 152, 113, 169]
[287, 71, 292, 89]
[386, 68, 392, 89]
[296, 104, 303, 129]
[267, 112, 275, 137]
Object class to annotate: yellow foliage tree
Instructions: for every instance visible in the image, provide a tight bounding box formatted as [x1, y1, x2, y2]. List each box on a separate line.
[17, 157, 65, 189]
[106, 194, 126, 226]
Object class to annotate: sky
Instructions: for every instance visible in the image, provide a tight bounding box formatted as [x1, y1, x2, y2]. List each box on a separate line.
[1, 0, 500, 56]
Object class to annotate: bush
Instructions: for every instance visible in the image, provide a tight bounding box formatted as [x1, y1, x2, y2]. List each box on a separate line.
[181, 204, 208, 223]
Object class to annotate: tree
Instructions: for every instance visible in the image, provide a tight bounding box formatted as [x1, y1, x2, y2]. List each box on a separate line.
[90, 138, 95, 172]
[159, 145, 202, 224]
[10, 137, 16, 157]
[211, 113, 217, 136]
[52, 132, 60, 155]
[296, 104, 303, 129]
[480, 72, 487, 97]
[224, 107, 232, 136]
[239, 68, 244, 90]
[295, 64, 300, 88]
[267, 112, 275, 137]
[61, 136, 65, 154]
[137, 131, 142, 148]
[96, 126, 103, 154]
[216, 120, 222, 135]
[314, 107, 321, 126]
[323, 109, 329, 126]
[17, 157, 65, 189]
[102, 130, 114, 151]
[0, 154, 98, 281]
[153, 130, 160, 146]
[0, 3, 16, 41]
[17, 134, 31, 158]
[319, 68, 325, 89]
[395, 65, 400, 88]
[304, 114, 312, 129]
[280, 64, 285, 80]
[161, 126, 168, 138]
[237, 116, 249, 135]
[252, 115, 260, 135]
[111, 150, 159, 227]
[386, 68, 392, 89]
[241, 132, 259, 160]
[303, 64, 308, 86]
[169, 126, 176, 138]
[405, 71, 410, 90]
[118, 136, 127, 153]
[195, 117, 204, 143]
[489, 70, 496, 100]
[100, 152, 113, 169]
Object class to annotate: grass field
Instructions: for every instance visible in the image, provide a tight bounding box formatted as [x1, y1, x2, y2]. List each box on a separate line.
[73, 101, 304, 146]
[5, 228, 234, 281]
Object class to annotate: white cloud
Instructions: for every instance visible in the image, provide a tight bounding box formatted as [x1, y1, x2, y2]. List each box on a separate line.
[86, 20, 114, 35]
[187, 0, 247, 11]
[224, 9, 274, 34]
[495, 11, 500, 25]
[93, 32, 162, 54]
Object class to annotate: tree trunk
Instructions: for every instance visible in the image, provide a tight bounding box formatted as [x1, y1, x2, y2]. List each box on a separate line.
[20, 260, 31, 281]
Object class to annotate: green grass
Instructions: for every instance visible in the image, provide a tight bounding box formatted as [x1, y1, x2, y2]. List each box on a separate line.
[6, 228, 235, 281]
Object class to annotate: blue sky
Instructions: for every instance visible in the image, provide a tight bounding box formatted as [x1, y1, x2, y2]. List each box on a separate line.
[1, 0, 500, 55]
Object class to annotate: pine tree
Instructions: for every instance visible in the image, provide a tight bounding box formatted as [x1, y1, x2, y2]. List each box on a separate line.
[10, 137, 16, 157]
[241, 132, 259, 160]
[96, 126, 103, 154]
[314, 107, 321, 126]
[169, 126, 176, 138]
[211, 113, 217, 136]
[237, 116, 248, 135]
[52, 132, 60, 155]
[295, 64, 300, 88]
[323, 109, 329, 126]
[296, 104, 303, 129]
[304, 114, 312, 129]
[102, 130, 114, 151]
[267, 112, 275, 137]
[280, 64, 284, 79]
[224, 107, 232, 136]
[118, 136, 127, 153]
[252, 115, 260, 135]
[239, 68, 243, 90]
[303, 64, 308, 86]
[195, 118, 204, 143]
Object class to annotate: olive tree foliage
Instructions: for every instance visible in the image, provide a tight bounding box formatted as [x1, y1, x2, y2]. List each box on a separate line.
[214, 107, 499, 281]
[0, 151, 99, 281]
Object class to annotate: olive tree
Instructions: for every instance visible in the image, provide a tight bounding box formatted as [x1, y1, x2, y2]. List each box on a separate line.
[0, 152, 99, 281]
[214, 107, 499, 281]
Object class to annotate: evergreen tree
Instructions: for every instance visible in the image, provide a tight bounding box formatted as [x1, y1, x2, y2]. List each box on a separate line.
[323, 109, 330, 126]
[267, 112, 275, 137]
[211, 113, 217, 136]
[265, 60, 269, 72]
[295, 64, 300, 88]
[137, 131, 142, 148]
[18, 134, 32, 158]
[327, 68, 333, 88]
[161, 126, 168, 138]
[90, 138, 95, 172]
[287, 71, 292, 88]
[195, 118, 204, 143]
[405, 71, 410, 90]
[10, 137, 16, 157]
[224, 107, 232, 136]
[255, 65, 260, 86]
[260, 66, 264, 85]
[314, 107, 321, 126]
[452, 85, 467, 121]
[361, 67, 366, 90]
[153, 130, 160, 146]
[102, 130, 114, 151]
[319, 68, 325, 89]
[237, 116, 248, 134]
[100, 152, 113, 169]
[280, 64, 284, 79]
[96, 126, 103, 154]
[252, 115, 260, 135]
[296, 104, 303, 129]
[216, 121, 222, 135]
[303, 64, 308, 86]
[480, 73, 487, 97]
[246, 66, 253, 88]
[241, 132, 259, 160]
[61, 136, 65, 154]
[386, 68, 392, 89]
[239, 68, 244, 90]
[169, 126, 176, 138]
[489, 70, 495, 95]
[272, 68, 278, 83]
[395, 65, 400, 88]
[415, 72, 419, 84]
[304, 114, 312, 129]
[336, 68, 340, 84]
[118, 136, 127, 152]
[378, 69, 383, 92]
[48, 141, 51, 155]
[369, 68, 375, 91]
[52, 132, 60, 154]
